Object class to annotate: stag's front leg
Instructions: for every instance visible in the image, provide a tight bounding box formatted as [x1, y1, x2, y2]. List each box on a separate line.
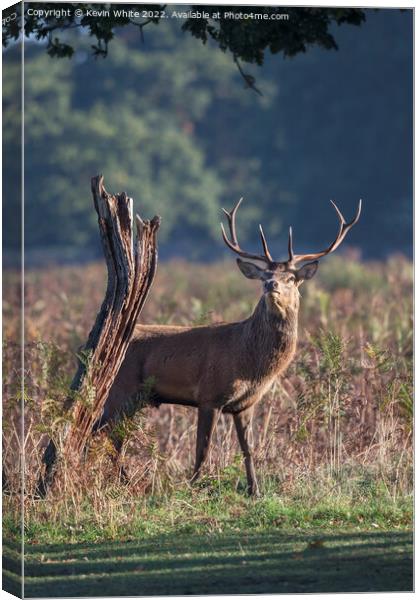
[191, 407, 220, 483]
[234, 407, 260, 497]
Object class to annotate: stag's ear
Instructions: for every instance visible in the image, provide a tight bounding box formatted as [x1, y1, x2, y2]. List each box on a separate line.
[236, 258, 265, 280]
[296, 261, 319, 283]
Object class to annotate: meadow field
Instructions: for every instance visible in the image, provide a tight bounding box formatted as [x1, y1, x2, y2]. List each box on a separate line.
[2, 254, 413, 595]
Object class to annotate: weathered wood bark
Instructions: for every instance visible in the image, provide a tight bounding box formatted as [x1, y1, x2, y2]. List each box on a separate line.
[37, 175, 160, 495]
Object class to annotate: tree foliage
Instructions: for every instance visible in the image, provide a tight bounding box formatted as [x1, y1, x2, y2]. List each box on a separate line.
[3, 4, 365, 64]
[2, 8, 412, 261]
[5, 25, 276, 256]
[182, 6, 365, 64]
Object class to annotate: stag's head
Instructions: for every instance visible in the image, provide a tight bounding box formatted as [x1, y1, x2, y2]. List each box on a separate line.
[221, 198, 362, 317]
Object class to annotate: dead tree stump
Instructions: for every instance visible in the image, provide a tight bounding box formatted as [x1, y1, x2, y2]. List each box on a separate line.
[37, 175, 160, 496]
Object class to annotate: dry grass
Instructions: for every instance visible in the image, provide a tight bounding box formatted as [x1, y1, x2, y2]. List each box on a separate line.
[2, 255, 413, 540]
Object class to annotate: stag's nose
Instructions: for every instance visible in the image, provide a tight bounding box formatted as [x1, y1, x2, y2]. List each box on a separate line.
[264, 279, 280, 293]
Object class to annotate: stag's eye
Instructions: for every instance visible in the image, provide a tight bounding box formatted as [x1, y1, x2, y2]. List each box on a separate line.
[286, 275, 295, 283]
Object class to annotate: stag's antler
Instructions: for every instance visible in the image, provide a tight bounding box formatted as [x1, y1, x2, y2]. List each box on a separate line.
[221, 197, 274, 264]
[287, 199, 362, 267]
[221, 198, 362, 268]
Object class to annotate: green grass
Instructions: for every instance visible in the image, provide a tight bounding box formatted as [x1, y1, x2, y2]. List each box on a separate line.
[3, 530, 413, 596]
[7, 479, 412, 547]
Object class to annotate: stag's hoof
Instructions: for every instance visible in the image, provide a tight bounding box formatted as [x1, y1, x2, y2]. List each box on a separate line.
[247, 485, 261, 498]
[117, 466, 129, 486]
[190, 471, 200, 485]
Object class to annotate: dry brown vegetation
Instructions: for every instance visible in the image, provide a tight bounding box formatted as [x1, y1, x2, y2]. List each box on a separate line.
[2, 254, 413, 540]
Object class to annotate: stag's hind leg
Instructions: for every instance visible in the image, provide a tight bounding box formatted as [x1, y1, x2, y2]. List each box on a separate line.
[93, 415, 129, 484]
[108, 432, 129, 484]
[191, 407, 220, 483]
[234, 407, 260, 497]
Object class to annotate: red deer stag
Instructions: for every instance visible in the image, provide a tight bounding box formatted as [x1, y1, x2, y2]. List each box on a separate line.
[99, 199, 361, 495]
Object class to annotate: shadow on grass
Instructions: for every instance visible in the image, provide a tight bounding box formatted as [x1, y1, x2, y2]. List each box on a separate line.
[4, 530, 413, 597]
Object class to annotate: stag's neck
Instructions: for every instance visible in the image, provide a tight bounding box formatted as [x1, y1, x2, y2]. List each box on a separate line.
[242, 295, 299, 378]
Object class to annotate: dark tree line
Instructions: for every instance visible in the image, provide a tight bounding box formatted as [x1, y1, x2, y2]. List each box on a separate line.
[3, 5, 412, 261]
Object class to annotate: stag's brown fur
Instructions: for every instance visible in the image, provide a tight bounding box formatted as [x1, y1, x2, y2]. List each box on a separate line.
[100, 198, 361, 495]
[105, 292, 298, 417]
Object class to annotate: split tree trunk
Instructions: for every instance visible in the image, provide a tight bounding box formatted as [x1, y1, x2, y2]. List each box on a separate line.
[37, 175, 160, 495]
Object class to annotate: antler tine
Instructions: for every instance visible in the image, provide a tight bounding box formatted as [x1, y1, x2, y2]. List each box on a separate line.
[220, 198, 273, 264]
[330, 199, 346, 225]
[221, 196, 242, 245]
[220, 221, 239, 254]
[290, 200, 362, 265]
[288, 226, 294, 263]
[259, 224, 274, 262]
